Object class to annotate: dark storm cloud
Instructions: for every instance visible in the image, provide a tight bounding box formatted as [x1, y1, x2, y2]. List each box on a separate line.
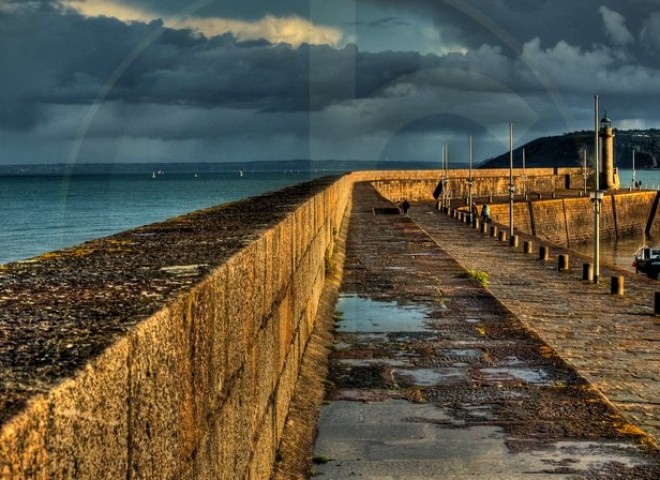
[0, 3, 524, 132]
[2, 0, 660, 165]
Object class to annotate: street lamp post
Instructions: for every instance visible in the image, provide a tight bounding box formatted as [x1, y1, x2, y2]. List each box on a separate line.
[522, 148, 526, 196]
[467, 135, 473, 216]
[583, 149, 588, 194]
[632, 148, 636, 189]
[509, 123, 515, 237]
[443, 143, 448, 209]
[592, 95, 601, 283]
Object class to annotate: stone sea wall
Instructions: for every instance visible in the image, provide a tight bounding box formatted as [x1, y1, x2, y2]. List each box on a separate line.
[488, 191, 660, 246]
[362, 167, 585, 202]
[363, 168, 659, 246]
[0, 176, 351, 479]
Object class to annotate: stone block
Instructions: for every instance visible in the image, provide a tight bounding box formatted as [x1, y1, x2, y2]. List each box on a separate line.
[48, 342, 130, 479]
[0, 398, 50, 479]
[128, 308, 184, 480]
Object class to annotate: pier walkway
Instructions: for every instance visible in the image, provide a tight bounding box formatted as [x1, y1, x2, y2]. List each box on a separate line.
[312, 184, 659, 479]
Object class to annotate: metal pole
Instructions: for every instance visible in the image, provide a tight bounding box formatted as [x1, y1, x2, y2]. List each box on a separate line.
[468, 135, 473, 212]
[441, 143, 446, 209]
[445, 142, 449, 209]
[522, 148, 526, 196]
[509, 123, 514, 237]
[583, 149, 588, 194]
[594, 95, 600, 283]
[632, 149, 636, 188]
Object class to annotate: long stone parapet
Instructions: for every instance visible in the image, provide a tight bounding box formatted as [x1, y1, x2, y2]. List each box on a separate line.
[352, 167, 585, 201]
[0, 176, 351, 479]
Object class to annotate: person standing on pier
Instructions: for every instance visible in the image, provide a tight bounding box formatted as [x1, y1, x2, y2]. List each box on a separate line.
[401, 199, 410, 215]
[480, 204, 490, 223]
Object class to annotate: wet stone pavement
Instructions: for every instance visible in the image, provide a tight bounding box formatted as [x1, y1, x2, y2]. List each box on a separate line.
[312, 184, 659, 479]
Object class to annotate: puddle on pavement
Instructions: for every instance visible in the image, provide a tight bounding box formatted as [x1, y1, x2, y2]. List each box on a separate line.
[335, 294, 432, 332]
[393, 367, 470, 387]
[338, 359, 409, 368]
[314, 400, 654, 479]
[480, 367, 555, 386]
[438, 348, 483, 358]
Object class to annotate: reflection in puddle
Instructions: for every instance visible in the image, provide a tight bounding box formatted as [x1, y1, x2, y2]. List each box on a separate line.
[480, 367, 554, 385]
[338, 359, 409, 368]
[336, 294, 432, 332]
[439, 348, 483, 358]
[393, 367, 469, 386]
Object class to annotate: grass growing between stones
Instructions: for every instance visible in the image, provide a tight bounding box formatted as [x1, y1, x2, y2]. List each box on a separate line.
[464, 269, 490, 288]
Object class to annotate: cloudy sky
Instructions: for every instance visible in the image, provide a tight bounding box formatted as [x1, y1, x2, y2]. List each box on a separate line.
[1, 0, 659, 166]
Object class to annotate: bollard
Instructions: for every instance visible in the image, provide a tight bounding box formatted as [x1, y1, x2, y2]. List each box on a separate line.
[498, 230, 507, 242]
[490, 225, 498, 237]
[611, 276, 624, 295]
[523, 240, 533, 254]
[655, 292, 660, 315]
[480, 222, 488, 234]
[582, 263, 594, 282]
[558, 254, 569, 271]
[474, 218, 481, 229]
[539, 245, 549, 261]
[509, 235, 519, 247]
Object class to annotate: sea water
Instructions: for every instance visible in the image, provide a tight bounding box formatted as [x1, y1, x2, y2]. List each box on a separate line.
[0, 171, 332, 265]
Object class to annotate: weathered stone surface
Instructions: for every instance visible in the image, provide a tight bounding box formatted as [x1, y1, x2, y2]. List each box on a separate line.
[0, 176, 351, 479]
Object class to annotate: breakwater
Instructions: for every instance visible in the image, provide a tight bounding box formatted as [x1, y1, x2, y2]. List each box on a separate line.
[2, 166, 657, 479]
[364, 167, 585, 201]
[364, 168, 660, 246]
[0, 177, 350, 479]
[484, 191, 660, 246]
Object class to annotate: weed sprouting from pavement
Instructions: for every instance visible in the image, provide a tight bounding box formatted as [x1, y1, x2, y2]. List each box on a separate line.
[464, 269, 490, 288]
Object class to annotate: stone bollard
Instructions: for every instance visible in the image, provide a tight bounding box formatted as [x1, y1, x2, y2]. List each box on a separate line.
[498, 230, 507, 242]
[539, 245, 549, 261]
[490, 225, 498, 237]
[480, 222, 488, 234]
[523, 240, 533, 254]
[611, 276, 624, 295]
[558, 254, 569, 271]
[474, 218, 481, 229]
[582, 263, 594, 282]
[509, 235, 519, 247]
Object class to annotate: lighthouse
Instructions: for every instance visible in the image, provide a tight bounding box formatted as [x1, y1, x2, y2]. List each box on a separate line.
[599, 114, 620, 190]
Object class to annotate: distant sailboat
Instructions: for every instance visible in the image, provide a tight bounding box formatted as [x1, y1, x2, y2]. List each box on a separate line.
[239, 170, 244, 177]
[152, 171, 156, 179]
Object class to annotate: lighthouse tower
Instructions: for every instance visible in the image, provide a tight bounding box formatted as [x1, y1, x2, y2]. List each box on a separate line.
[599, 114, 620, 190]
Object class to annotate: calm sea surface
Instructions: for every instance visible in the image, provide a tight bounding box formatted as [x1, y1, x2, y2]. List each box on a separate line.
[0, 171, 335, 265]
[2, 168, 660, 268]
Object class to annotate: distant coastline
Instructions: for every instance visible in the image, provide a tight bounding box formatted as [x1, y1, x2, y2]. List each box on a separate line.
[0, 160, 441, 177]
